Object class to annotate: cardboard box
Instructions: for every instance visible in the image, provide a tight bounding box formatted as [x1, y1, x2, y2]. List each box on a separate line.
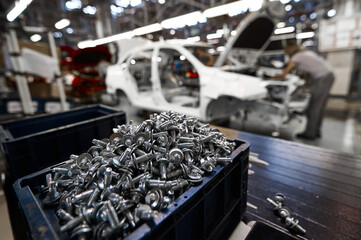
[28, 82, 61, 98]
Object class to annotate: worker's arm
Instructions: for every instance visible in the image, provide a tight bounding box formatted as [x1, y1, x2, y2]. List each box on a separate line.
[271, 61, 297, 79]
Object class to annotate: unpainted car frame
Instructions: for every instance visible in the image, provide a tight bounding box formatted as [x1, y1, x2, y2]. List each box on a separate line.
[106, 2, 309, 132]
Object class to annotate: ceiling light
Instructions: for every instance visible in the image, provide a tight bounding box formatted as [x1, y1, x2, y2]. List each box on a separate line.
[133, 23, 162, 36]
[179, 55, 186, 60]
[204, 0, 263, 18]
[30, 34, 41, 42]
[66, 28, 74, 34]
[327, 9, 336, 18]
[83, 6, 97, 15]
[78, 31, 134, 49]
[296, 31, 315, 39]
[300, 14, 306, 21]
[186, 36, 200, 42]
[115, 0, 130, 8]
[65, 0, 81, 10]
[6, 0, 33, 22]
[158, 0, 166, 4]
[78, 40, 96, 49]
[111, 5, 124, 16]
[53, 32, 63, 38]
[161, 11, 205, 29]
[206, 32, 223, 40]
[170, 29, 175, 35]
[130, 0, 142, 7]
[285, 4, 292, 11]
[310, 12, 317, 19]
[288, 16, 295, 23]
[55, 19, 70, 29]
[280, 0, 291, 3]
[277, 22, 286, 28]
[231, 30, 237, 36]
[274, 26, 295, 35]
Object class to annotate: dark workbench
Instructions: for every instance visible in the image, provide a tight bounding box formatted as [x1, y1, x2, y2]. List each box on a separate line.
[219, 127, 361, 240]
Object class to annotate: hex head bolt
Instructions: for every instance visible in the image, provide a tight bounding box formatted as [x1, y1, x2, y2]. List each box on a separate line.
[200, 133, 218, 144]
[72, 189, 94, 203]
[177, 142, 195, 148]
[57, 209, 74, 222]
[156, 157, 170, 180]
[92, 139, 108, 149]
[119, 148, 132, 164]
[285, 217, 306, 234]
[70, 223, 92, 240]
[87, 187, 101, 207]
[105, 201, 120, 228]
[60, 215, 84, 232]
[52, 167, 69, 175]
[145, 189, 163, 210]
[135, 204, 158, 221]
[178, 136, 194, 142]
[152, 144, 167, 153]
[87, 146, 102, 158]
[76, 153, 92, 171]
[104, 167, 113, 188]
[124, 209, 136, 228]
[134, 153, 154, 164]
[157, 120, 172, 131]
[168, 148, 184, 166]
[167, 169, 183, 179]
[171, 179, 189, 192]
[43, 181, 61, 207]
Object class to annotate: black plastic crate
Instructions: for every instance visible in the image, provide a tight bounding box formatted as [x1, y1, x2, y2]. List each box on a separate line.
[0, 104, 125, 240]
[0, 104, 126, 180]
[14, 139, 249, 240]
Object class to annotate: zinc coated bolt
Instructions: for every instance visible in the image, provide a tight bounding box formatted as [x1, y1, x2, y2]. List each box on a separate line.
[43, 111, 235, 239]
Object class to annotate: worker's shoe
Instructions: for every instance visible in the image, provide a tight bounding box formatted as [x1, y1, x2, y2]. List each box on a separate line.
[296, 133, 316, 140]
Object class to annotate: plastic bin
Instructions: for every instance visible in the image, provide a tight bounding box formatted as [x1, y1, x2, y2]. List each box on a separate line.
[14, 139, 249, 240]
[0, 104, 126, 180]
[0, 104, 125, 240]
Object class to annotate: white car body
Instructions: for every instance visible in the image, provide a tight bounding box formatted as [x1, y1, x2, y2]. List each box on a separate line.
[106, 2, 309, 130]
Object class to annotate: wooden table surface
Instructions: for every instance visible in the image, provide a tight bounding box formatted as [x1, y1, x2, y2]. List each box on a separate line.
[217, 126, 361, 240]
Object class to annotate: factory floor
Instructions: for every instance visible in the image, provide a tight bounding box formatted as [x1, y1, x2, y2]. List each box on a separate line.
[0, 97, 359, 239]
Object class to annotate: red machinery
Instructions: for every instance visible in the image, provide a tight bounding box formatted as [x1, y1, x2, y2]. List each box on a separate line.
[61, 45, 111, 99]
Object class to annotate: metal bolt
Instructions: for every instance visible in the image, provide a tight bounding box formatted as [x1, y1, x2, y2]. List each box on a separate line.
[43, 111, 235, 239]
[43, 181, 61, 207]
[57, 209, 74, 222]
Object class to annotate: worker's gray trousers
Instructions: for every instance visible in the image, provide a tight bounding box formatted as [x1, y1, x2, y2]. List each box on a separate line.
[304, 73, 335, 138]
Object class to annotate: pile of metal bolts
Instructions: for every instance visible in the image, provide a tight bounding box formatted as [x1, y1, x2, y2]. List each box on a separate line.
[267, 193, 306, 235]
[41, 111, 235, 239]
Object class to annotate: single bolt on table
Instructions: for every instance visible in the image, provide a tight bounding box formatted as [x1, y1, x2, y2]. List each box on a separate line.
[218, 127, 361, 240]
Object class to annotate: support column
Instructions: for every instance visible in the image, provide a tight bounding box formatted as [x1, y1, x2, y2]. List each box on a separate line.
[6, 30, 34, 114]
[48, 31, 69, 111]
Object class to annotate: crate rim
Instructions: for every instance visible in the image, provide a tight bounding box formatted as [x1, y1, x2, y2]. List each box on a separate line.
[14, 138, 249, 240]
[1, 104, 125, 142]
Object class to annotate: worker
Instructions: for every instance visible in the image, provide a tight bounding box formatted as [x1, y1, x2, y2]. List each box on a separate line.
[194, 47, 215, 66]
[272, 39, 334, 140]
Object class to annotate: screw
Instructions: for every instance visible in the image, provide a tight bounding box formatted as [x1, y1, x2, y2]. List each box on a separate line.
[285, 217, 306, 234]
[43, 181, 61, 207]
[105, 201, 120, 228]
[57, 209, 74, 222]
[156, 157, 170, 180]
[60, 215, 84, 232]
